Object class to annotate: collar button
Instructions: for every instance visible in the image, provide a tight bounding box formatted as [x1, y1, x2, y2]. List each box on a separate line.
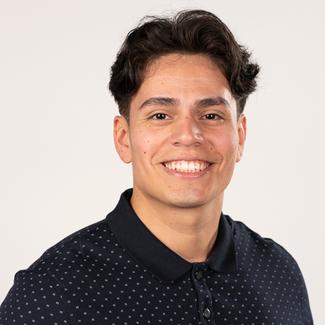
[203, 307, 211, 319]
[194, 270, 203, 280]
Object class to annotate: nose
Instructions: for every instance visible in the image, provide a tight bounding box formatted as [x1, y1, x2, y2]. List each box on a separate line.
[170, 115, 204, 147]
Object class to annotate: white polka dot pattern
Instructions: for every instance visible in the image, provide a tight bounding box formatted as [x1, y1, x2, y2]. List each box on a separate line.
[0, 190, 313, 324]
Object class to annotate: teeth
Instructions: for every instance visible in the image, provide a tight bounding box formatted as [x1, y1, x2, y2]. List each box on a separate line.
[164, 160, 210, 173]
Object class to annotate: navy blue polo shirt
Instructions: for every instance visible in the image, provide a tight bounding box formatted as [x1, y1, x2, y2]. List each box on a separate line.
[0, 188, 313, 324]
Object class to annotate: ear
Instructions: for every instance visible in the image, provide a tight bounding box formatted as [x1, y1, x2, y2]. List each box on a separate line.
[236, 114, 247, 163]
[113, 115, 132, 163]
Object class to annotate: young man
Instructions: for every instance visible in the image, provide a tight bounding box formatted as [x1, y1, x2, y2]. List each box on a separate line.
[0, 9, 313, 324]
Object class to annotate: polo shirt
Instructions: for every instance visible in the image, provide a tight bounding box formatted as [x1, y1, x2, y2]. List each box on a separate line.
[0, 188, 313, 324]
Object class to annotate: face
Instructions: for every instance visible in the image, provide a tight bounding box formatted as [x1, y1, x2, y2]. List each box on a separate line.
[114, 53, 246, 209]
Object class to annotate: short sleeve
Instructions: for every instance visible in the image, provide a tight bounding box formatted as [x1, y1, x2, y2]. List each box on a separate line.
[298, 267, 313, 324]
[264, 237, 314, 324]
[0, 270, 76, 324]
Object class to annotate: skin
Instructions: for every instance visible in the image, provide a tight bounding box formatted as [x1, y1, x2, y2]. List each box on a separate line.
[114, 53, 246, 263]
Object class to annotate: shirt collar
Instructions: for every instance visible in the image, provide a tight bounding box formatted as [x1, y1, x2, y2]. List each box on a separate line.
[107, 188, 237, 282]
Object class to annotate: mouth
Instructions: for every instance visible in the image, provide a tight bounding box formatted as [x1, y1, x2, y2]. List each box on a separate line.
[161, 159, 212, 177]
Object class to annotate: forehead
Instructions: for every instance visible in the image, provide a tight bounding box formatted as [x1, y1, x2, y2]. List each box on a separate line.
[130, 53, 233, 111]
[136, 53, 231, 96]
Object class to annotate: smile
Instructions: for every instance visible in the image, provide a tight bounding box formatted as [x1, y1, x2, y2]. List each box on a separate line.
[163, 160, 211, 174]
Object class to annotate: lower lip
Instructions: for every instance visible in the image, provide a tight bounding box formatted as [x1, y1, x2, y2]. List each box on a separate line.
[161, 163, 213, 178]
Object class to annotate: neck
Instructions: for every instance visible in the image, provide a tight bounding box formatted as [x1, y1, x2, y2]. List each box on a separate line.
[130, 188, 223, 263]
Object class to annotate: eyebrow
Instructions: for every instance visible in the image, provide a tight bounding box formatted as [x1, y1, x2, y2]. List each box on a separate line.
[139, 97, 178, 109]
[195, 96, 230, 108]
[138, 96, 230, 110]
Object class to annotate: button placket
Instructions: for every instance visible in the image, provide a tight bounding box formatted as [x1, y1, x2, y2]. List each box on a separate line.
[192, 263, 214, 324]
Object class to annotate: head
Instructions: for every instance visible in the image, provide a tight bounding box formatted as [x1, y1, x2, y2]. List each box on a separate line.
[109, 9, 259, 122]
[109, 10, 260, 210]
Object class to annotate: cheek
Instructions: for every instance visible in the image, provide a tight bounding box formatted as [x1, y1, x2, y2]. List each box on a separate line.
[212, 131, 238, 155]
[131, 129, 159, 161]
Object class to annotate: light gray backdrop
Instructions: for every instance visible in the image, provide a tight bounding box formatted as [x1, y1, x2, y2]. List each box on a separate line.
[0, 0, 323, 323]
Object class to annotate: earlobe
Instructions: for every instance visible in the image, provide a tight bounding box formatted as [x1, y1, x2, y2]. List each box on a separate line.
[113, 115, 132, 163]
[236, 114, 247, 163]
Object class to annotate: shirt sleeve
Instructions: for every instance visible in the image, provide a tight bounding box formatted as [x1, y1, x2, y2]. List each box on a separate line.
[0, 270, 76, 325]
[265, 237, 314, 324]
[298, 266, 314, 324]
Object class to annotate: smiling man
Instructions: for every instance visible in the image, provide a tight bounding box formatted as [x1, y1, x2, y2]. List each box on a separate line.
[114, 53, 245, 264]
[0, 9, 313, 325]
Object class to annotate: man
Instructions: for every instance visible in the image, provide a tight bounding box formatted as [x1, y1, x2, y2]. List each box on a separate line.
[0, 9, 313, 324]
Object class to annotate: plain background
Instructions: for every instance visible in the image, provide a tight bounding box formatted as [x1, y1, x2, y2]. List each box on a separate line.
[0, 0, 323, 322]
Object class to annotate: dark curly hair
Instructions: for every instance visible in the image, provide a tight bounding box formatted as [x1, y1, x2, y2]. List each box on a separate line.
[109, 9, 260, 121]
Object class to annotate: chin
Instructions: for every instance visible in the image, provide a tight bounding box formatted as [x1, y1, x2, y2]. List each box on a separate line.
[163, 191, 211, 209]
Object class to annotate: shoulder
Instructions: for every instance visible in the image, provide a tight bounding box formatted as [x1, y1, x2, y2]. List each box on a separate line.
[224, 214, 303, 277]
[0, 217, 116, 323]
[1, 218, 110, 298]
[224, 214, 313, 322]
[27, 217, 112, 272]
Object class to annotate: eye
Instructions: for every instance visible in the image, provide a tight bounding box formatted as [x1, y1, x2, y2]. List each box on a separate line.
[150, 113, 170, 120]
[203, 113, 223, 120]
